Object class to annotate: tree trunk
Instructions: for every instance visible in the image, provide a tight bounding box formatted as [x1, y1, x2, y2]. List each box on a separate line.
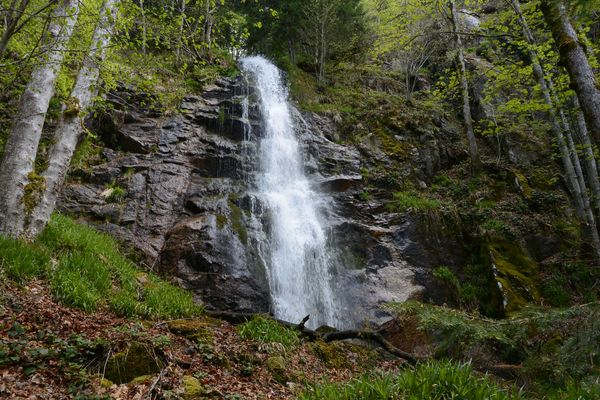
[0, 0, 79, 237]
[540, 0, 600, 146]
[449, 0, 481, 173]
[511, 0, 600, 259]
[510, 0, 584, 216]
[175, 0, 185, 65]
[572, 98, 600, 216]
[563, 117, 600, 259]
[24, 0, 116, 238]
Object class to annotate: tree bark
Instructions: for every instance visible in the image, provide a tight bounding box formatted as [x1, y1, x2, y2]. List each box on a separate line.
[0, 0, 79, 237]
[540, 0, 600, 146]
[449, 0, 481, 173]
[24, 0, 116, 238]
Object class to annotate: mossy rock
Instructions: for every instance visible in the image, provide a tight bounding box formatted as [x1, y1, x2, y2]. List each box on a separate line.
[129, 374, 154, 385]
[167, 317, 219, 337]
[311, 341, 349, 368]
[100, 378, 114, 388]
[266, 355, 289, 384]
[487, 239, 540, 313]
[104, 342, 163, 384]
[182, 375, 205, 399]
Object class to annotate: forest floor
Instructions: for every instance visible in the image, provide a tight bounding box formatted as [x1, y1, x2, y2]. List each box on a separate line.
[0, 279, 403, 399]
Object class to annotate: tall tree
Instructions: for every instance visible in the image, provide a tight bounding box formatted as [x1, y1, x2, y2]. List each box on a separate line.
[508, 0, 600, 259]
[0, 0, 79, 237]
[540, 0, 600, 145]
[25, 0, 116, 238]
[449, 0, 481, 173]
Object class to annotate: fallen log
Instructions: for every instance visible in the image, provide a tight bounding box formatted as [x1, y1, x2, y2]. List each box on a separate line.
[204, 311, 419, 364]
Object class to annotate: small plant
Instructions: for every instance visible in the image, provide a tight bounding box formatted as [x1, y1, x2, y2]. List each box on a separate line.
[105, 183, 126, 203]
[238, 315, 300, 349]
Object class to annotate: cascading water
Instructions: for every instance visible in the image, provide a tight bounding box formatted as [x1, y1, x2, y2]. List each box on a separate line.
[241, 56, 341, 328]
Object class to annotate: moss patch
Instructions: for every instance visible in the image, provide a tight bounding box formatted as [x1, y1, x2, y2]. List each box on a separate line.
[104, 342, 163, 384]
[23, 171, 46, 214]
[311, 341, 349, 368]
[487, 239, 540, 313]
[182, 375, 204, 398]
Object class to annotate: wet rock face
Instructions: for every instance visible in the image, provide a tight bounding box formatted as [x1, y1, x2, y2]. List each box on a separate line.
[62, 77, 270, 313]
[60, 77, 462, 326]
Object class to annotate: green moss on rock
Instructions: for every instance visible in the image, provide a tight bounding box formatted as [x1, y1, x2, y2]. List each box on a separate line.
[182, 375, 204, 399]
[487, 239, 540, 314]
[104, 342, 163, 384]
[266, 355, 288, 384]
[311, 341, 348, 368]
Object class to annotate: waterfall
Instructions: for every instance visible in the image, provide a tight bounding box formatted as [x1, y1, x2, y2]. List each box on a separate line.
[241, 56, 340, 328]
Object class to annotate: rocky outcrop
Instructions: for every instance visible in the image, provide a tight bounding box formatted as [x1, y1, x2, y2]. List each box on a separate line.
[60, 76, 481, 327]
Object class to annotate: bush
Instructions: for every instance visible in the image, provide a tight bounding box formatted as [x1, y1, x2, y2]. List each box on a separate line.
[298, 360, 523, 400]
[238, 315, 300, 349]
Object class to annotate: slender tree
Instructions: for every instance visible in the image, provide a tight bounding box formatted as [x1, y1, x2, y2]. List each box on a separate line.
[0, 0, 79, 237]
[25, 0, 117, 238]
[449, 0, 481, 173]
[540, 0, 600, 145]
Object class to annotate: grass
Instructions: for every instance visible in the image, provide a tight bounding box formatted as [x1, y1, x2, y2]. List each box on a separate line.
[388, 191, 445, 212]
[0, 236, 49, 282]
[298, 360, 524, 400]
[0, 213, 202, 319]
[238, 315, 301, 350]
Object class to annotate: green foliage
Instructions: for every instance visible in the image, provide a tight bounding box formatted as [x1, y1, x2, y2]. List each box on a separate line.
[0, 213, 202, 319]
[238, 315, 300, 349]
[298, 360, 523, 400]
[106, 184, 126, 203]
[70, 135, 104, 172]
[388, 191, 445, 212]
[386, 300, 600, 392]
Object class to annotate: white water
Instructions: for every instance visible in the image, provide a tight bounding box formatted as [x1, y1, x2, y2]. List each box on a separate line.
[241, 56, 340, 328]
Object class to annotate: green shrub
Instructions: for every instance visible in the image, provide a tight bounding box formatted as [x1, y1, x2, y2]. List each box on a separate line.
[238, 315, 300, 349]
[298, 360, 523, 400]
[0, 236, 49, 281]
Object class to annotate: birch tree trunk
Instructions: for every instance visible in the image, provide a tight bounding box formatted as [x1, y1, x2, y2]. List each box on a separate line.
[0, 0, 79, 237]
[449, 0, 481, 173]
[540, 0, 600, 146]
[24, 0, 116, 238]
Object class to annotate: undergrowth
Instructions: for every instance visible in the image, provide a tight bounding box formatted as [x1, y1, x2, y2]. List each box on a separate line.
[386, 301, 600, 395]
[298, 360, 523, 400]
[238, 315, 301, 350]
[0, 213, 202, 319]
